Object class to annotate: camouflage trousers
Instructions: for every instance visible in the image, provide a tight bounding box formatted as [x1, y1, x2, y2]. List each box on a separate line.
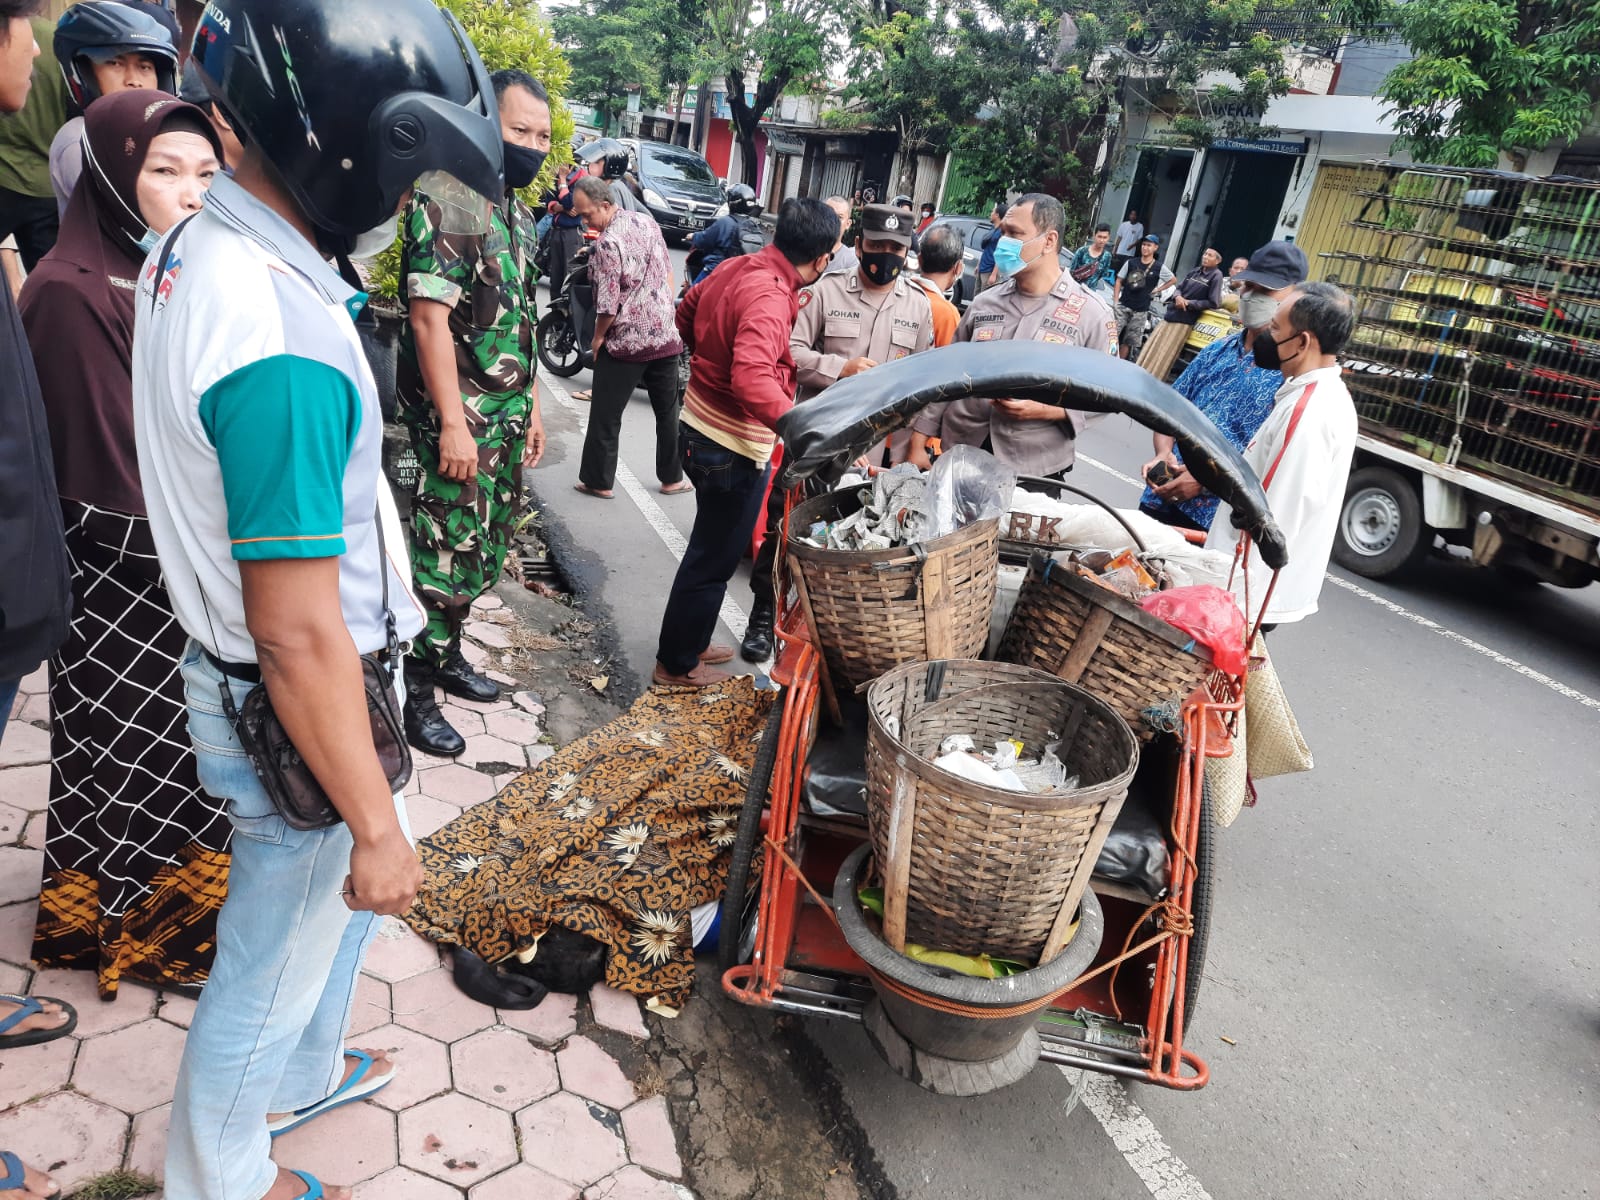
[406, 419, 525, 668]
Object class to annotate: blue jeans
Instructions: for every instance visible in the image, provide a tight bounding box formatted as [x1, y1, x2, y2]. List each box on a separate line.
[0, 678, 18, 736]
[655, 425, 772, 674]
[164, 642, 408, 1200]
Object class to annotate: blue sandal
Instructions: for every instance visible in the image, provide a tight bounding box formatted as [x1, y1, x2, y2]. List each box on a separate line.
[287, 1170, 325, 1200]
[0, 1150, 60, 1195]
[0, 995, 77, 1049]
[267, 1050, 394, 1139]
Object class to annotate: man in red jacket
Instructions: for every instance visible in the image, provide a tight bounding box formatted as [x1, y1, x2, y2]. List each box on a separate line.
[653, 196, 839, 687]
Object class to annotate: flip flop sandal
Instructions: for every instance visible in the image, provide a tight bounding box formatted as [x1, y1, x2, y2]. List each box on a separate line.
[0, 995, 77, 1049]
[659, 481, 693, 495]
[267, 1051, 395, 1139]
[0, 1150, 59, 1197]
[572, 389, 593, 402]
[572, 483, 614, 500]
[286, 1170, 326, 1200]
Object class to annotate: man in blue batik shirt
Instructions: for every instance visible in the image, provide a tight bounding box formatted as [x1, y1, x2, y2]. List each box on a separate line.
[1140, 240, 1308, 530]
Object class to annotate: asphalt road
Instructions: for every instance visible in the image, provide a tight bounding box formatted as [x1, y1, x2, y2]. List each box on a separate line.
[527, 255, 1600, 1200]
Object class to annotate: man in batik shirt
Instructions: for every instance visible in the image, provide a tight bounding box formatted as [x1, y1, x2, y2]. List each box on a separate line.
[398, 70, 551, 757]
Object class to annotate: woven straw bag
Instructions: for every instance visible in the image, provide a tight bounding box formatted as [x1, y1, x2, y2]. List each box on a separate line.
[1243, 638, 1312, 779]
[1205, 703, 1249, 827]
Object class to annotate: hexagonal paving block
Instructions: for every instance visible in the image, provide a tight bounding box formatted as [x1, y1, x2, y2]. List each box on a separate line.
[469, 1163, 581, 1200]
[158, 989, 198, 1029]
[270, 1096, 398, 1185]
[494, 993, 577, 1046]
[30, 968, 156, 1037]
[621, 1096, 682, 1179]
[16, 666, 46, 695]
[364, 919, 443, 983]
[0, 722, 48, 768]
[391, 967, 498, 1044]
[0, 962, 27, 994]
[437, 705, 488, 738]
[126, 1102, 170, 1179]
[0, 1031, 74, 1108]
[349, 973, 394, 1037]
[471, 594, 503, 613]
[356, 1023, 452, 1112]
[456, 735, 524, 772]
[0, 801, 28, 843]
[515, 1093, 626, 1188]
[21, 811, 44, 851]
[0, 898, 39, 965]
[556, 1035, 637, 1110]
[73, 1017, 186, 1113]
[588, 984, 648, 1040]
[0, 765, 48, 814]
[483, 710, 541, 746]
[464, 620, 511, 649]
[451, 1026, 558, 1111]
[416, 764, 498, 809]
[398, 1092, 518, 1188]
[0, 846, 44, 906]
[354, 1166, 464, 1199]
[404, 795, 460, 840]
[582, 1166, 687, 1200]
[0, 1092, 127, 1195]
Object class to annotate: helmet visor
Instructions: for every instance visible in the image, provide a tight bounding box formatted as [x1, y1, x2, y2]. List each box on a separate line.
[416, 168, 496, 236]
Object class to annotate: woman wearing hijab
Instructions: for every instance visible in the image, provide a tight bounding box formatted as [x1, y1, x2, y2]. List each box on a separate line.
[20, 88, 226, 998]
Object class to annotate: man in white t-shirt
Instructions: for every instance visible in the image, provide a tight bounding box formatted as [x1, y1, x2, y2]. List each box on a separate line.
[1112, 207, 1144, 271]
[1206, 281, 1358, 627]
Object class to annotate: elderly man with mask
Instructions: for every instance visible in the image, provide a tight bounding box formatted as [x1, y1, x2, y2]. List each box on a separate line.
[908, 192, 1115, 478]
[1140, 241, 1309, 532]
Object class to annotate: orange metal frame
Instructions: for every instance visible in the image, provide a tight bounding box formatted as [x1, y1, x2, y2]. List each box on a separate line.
[722, 490, 1245, 1090]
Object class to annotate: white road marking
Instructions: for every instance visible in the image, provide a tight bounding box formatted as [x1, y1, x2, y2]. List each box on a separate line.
[541, 372, 753, 644]
[1077, 1072, 1216, 1200]
[1074, 455, 1600, 713]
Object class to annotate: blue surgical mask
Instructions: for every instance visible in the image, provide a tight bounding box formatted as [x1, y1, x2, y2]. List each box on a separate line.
[137, 227, 160, 255]
[992, 232, 1044, 278]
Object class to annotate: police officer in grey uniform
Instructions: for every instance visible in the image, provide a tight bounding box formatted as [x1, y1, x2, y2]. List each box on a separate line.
[738, 203, 935, 662]
[909, 192, 1117, 479]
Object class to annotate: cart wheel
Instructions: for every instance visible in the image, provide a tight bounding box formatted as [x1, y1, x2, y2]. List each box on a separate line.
[716, 695, 786, 978]
[1183, 780, 1216, 1022]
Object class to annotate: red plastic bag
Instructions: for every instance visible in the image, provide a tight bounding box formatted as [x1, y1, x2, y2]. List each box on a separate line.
[1140, 585, 1248, 676]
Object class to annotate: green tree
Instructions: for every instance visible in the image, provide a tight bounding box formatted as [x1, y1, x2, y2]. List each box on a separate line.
[1377, 0, 1600, 167]
[552, 0, 666, 133]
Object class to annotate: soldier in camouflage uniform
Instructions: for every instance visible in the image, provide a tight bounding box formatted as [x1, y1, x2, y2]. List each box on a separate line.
[397, 69, 552, 757]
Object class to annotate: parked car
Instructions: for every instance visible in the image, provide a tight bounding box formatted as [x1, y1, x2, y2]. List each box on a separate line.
[907, 214, 990, 310]
[621, 138, 728, 242]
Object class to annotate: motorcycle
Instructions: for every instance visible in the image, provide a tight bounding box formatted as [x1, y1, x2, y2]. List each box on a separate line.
[536, 235, 599, 378]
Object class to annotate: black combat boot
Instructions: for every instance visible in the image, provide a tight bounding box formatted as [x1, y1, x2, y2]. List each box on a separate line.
[404, 658, 466, 758]
[436, 644, 501, 703]
[740, 599, 776, 663]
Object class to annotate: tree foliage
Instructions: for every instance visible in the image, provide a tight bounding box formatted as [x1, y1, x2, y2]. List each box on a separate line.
[1377, 0, 1600, 167]
[552, 0, 667, 133]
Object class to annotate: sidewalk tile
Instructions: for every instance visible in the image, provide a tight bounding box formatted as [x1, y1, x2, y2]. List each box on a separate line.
[515, 1093, 626, 1187]
[417, 764, 498, 809]
[621, 1096, 682, 1179]
[451, 1027, 558, 1111]
[365, 920, 444, 983]
[583, 1165, 687, 1200]
[270, 1098, 398, 1184]
[511, 692, 546, 716]
[398, 1092, 517, 1187]
[29, 968, 155, 1037]
[0, 899, 38, 965]
[0, 962, 26, 994]
[470, 1163, 581, 1200]
[483, 710, 541, 746]
[72, 1017, 186, 1113]
[392, 968, 497, 1043]
[15, 692, 47, 726]
[21, 812, 43, 851]
[0, 802, 27, 844]
[0, 1091, 126, 1194]
[0, 764, 48, 812]
[355, 1166, 463, 1199]
[437, 705, 488, 738]
[456, 735, 524, 771]
[465, 621, 512, 649]
[0, 1030, 74, 1107]
[358, 1023, 452, 1112]
[588, 984, 648, 1040]
[528, 745, 556, 767]
[471, 595, 504, 613]
[557, 1035, 636, 1110]
[0, 847, 43, 906]
[17, 667, 45, 695]
[0, 723, 48, 768]
[405, 795, 460, 839]
[126, 1102, 170, 1178]
[349, 974, 393, 1036]
[495, 993, 577, 1046]
[157, 989, 198, 1029]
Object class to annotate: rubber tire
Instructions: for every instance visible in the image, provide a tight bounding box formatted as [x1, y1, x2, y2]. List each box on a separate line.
[1183, 781, 1215, 1023]
[1332, 465, 1429, 579]
[715, 696, 786, 978]
[536, 310, 583, 377]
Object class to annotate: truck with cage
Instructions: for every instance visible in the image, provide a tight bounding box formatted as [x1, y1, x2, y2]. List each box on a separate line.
[1311, 163, 1600, 586]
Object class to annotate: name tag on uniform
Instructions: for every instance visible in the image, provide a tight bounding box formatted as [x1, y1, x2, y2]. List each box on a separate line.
[972, 312, 1005, 342]
[825, 316, 861, 340]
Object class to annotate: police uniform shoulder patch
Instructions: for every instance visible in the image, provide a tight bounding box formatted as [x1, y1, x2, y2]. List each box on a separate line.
[798, 291, 813, 309]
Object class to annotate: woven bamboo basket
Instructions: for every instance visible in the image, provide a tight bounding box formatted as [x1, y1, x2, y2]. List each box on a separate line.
[996, 555, 1212, 740]
[785, 487, 999, 694]
[865, 659, 1138, 964]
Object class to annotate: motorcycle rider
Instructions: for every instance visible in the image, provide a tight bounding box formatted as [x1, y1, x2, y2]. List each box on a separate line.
[577, 135, 646, 214]
[686, 181, 764, 284]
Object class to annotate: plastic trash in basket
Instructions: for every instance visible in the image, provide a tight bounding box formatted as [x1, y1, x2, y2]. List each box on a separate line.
[925, 445, 1017, 538]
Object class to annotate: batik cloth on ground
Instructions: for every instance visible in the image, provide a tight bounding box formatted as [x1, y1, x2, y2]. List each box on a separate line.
[32, 501, 231, 995]
[405, 677, 776, 1010]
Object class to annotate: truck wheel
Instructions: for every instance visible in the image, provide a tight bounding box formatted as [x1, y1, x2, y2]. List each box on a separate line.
[1333, 466, 1429, 578]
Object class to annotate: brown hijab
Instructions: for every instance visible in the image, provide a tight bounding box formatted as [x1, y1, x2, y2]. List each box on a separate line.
[20, 90, 220, 516]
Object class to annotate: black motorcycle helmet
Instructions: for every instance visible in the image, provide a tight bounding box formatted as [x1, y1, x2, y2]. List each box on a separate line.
[726, 182, 758, 216]
[56, 2, 179, 113]
[576, 137, 630, 181]
[891, 193, 913, 211]
[190, 0, 503, 243]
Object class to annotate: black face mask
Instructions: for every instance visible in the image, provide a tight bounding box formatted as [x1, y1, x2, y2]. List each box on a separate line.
[503, 143, 548, 191]
[1252, 330, 1304, 371]
[860, 250, 906, 287]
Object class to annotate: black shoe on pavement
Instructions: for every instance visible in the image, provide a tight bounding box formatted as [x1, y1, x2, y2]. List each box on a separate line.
[740, 607, 775, 663]
[404, 664, 466, 758]
[436, 649, 501, 703]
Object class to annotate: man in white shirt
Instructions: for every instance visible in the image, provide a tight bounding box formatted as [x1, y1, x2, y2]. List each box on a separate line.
[1206, 281, 1358, 627]
[1112, 207, 1144, 272]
